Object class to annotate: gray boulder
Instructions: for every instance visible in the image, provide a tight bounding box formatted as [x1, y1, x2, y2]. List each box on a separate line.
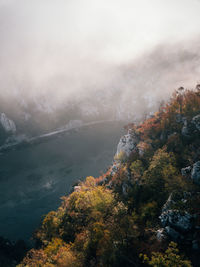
[0, 113, 16, 133]
[176, 114, 185, 123]
[181, 125, 190, 137]
[181, 114, 200, 137]
[156, 228, 167, 242]
[192, 114, 200, 131]
[160, 210, 193, 233]
[181, 166, 192, 176]
[181, 119, 191, 137]
[158, 193, 199, 245]
[191, 161, 200, 185]
[162, 193, 174, 213]
[122, 183, 129, 196]
[115, 131, 139, 159]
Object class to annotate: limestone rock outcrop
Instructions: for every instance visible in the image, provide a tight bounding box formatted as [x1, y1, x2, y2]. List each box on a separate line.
[181, 166, 192, 176]
[158, 194, 195, 243]
[160, 210, 193, 233]
[115, 130, 139, 158]
[0, 113, 16, 133]
[181, 161, 200, 185]
[192, 114, 200, 131]
[181, 114, 200, 137]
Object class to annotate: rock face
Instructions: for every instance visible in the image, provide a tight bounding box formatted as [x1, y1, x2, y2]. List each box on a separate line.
[156, 228, 167, 242]
[162, 193, 174, 213]
[176, 114, 185, 123]
[191, 161, 200, 185]
[181, 114, 200, 137]
[122, 183, 129, 196]
[158, 194, 194, 242]
[192, 114, 200, 131]
[181, 161, 200, 185]
[160, 210, 193, 233]
[115, 130, 139, 158]
[157, 191, 200, 249]
[181, 166, 192, 176]
[0, 113, 16, 133]
[181, 119, 193, 137]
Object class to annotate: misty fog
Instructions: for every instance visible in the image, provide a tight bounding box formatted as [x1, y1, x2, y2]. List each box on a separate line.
[0, 0, 200, 120]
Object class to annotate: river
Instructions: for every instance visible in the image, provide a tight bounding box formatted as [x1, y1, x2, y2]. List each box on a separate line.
[0, 121, 125, 243]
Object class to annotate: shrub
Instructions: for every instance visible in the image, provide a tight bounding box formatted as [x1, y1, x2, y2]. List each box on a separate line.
[141, 242, 192, 267]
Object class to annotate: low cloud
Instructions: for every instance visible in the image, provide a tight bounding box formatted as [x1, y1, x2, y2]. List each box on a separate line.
[0, 0, 200, 118]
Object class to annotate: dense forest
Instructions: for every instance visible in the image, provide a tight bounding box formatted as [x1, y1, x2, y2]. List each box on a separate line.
[18, 87, 200, 267]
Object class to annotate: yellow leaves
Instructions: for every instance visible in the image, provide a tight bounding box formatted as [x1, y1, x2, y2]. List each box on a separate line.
[141, 242, 192, 267]
[42, 211, 61, 230]
[92, 221, 107, 241]
[56, 252, 81, 267]
[62, 176, 103, 212]
[20, 240, 82, 267]
[69, 186, 114, 215]
[44, 238, 65, 257]
[130, 160, 145, 178]
[84, 176, 96, 187]
[43, 211, 57, 226]
[149, 148, 176, 170]
[17, 248, 48, 267]
[37, 211, 62, 243]
[140, 253, 149, 262]
[54, 244, 82, 267]
[77, 176, 96, 191]
[145, 148, 179, 191]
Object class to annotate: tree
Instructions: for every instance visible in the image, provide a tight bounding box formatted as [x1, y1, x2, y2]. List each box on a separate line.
[130, 160, 145, 179]
[141, 242, 192, 267]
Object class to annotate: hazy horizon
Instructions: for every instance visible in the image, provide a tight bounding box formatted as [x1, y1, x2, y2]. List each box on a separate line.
[0, 0, 200, 114]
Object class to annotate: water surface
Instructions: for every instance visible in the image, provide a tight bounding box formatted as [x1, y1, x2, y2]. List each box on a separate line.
[0, 121, 124, 243]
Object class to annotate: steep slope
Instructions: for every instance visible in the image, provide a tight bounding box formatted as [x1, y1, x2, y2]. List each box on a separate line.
[18, 87, 200, 267]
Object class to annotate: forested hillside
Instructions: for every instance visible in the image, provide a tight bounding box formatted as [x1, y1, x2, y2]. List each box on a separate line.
[18, 87, 200, 267]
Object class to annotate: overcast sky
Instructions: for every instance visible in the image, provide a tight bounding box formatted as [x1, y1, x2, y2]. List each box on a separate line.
[0, 0, 200, 104]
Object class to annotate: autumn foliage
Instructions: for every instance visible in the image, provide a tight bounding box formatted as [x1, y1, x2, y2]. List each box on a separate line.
[18, 87, 200, 267]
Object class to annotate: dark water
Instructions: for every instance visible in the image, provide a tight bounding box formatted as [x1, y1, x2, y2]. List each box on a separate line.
[0, 121, 124, 243]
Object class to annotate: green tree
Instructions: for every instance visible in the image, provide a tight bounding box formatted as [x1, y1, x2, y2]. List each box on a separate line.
[130, 160, 145, 179]
[141, 242, 192, 267]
